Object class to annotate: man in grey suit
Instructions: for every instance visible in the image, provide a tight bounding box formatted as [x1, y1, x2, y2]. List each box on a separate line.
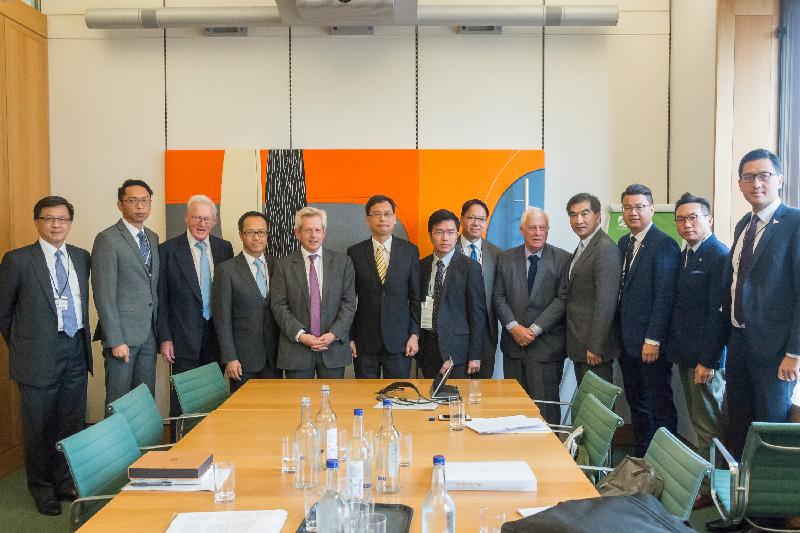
[565, 193, 622, 385]
[0, 196, 92, 515]
[213, 211, 280, 392]
[92, 179, 159, 406]
[458, 199, 502, 379]
[271, 207, 357, 378]
[494, 207, 570, 424]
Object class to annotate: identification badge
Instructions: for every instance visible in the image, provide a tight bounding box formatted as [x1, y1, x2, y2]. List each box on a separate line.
[55, 297, 69, 311]
[421, 296, 434, 330]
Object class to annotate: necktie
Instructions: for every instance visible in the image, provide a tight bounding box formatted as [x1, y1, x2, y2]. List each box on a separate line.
[622, 236, 636, 286]
[309, 254, 322, 336]
[685, 248, 695, 270]
[55, 250, 79, 337]
[432, 259, 445, 331]
[569, 242, 584, 279]
[137, 230, 152, 272]
[734, 214, 760, 325]
[469, 243, 478, 262]
[195, 241, 212, 319]
[375, 244, 387, 284]
[253, 258, 267, 299]
[527, 255, 539, 295]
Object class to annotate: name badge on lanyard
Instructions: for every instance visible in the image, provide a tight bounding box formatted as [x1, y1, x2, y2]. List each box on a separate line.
[55, 296, 69, 311]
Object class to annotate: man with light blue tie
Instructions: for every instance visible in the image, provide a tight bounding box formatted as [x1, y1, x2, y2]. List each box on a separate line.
[92, 179, 160, 407]
[212, 211, 280, 392]
[0, 197, 92, 515]
[157, 195, 233, 423]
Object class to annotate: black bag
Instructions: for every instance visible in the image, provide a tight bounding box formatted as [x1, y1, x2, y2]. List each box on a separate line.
[595, 456, 664, 497]
[500, 492, 694, 533]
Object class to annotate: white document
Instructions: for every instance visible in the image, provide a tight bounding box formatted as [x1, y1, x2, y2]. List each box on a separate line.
[165, 510, 288, 533]
[372, 400, 438, 410]
[518, 505, 553, 517]
[465, 415, 551, 434]
[445, 461, 538, 491]
[421, 296, 434, 330]
[122, 466, 215, 492]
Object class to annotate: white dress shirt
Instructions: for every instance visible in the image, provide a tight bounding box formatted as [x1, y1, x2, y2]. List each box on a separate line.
[460, 236, 483, 264]
[186, 230, 215, 281]
[39, 238, 83, 332]
[122, 218, 151, 263]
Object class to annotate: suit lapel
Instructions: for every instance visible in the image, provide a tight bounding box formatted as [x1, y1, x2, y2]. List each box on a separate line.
[31, 245, 58, 315]
[624, 231, 650, 285]
[177, 235, 202, 303]
[364, 240, 383, 285]
[67, 245, 89, 313]
[292, 251, 311, 307]
[116, 219, 150, 274]
[235, 253, 261, 294]
[442, 252, 461, 297]
[568, 233, 599, 288]
[529, 245, 550, 302]
[321, 249, 333, 306]
[751, 203, 785, 269]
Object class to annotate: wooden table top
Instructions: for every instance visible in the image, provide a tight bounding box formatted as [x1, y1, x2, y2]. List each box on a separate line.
[79, 379, 597, 532]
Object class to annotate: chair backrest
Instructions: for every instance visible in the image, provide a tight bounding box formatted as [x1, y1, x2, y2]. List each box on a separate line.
[56, 413, 141, 498]
[107, 384, 163, 448]
[739, 422, 800, 518]
[572, 371, 622, 420]
[170, 362, 228, 414]
[644, 427, 711, 520]
[572, 393, 624, 467]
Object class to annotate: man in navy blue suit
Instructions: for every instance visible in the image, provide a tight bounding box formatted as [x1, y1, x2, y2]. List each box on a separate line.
[723, 149, 800, 458]
[667, 192, 728, 510]
[617, 183, 680, 457]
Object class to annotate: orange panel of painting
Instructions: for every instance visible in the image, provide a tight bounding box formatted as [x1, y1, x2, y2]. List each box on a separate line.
[259, 150, 269, 204]
[165, 150, 225, 204]
[303, 149, 420, 242]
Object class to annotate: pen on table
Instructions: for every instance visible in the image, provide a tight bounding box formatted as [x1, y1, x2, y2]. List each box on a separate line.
[130, 481, 173, 487]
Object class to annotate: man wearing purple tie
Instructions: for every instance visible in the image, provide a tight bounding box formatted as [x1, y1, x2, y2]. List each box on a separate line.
[271, 207, 357, 378]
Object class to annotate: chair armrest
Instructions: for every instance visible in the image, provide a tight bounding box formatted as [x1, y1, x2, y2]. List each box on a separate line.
[68, 494, 115, 533]
[533, 399, 570, 406]
[163, 413, 209, 421]
[710, 438, 741, 522]
[711, 438, 738, 471]
[549, 423, 572, 430]
[579, 465, 613, 473]
[140, 443, 174, 451]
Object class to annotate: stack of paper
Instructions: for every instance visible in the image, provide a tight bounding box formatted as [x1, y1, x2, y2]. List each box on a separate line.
[465, 415, 551, 434]
[445, 461, 538, 491]
[122, 467, 215, 492]
[165, 510, 288, 533]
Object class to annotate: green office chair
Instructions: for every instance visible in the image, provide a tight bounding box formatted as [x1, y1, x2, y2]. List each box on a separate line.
[56, 413, 141, 531]
[170, 362, 229, 435]
[556, 393, 623, 480]
[710, 422, 800, 532]
[538, 370, 623, 428]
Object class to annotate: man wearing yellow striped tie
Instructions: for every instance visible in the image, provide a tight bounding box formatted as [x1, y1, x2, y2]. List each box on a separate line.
[347, 195, 422, 378]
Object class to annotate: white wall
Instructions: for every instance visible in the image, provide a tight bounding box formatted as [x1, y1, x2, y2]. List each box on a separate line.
[43, 0, 718, 432]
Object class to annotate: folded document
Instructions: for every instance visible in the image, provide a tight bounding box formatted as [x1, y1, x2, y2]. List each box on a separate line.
[166, 510, 288, 533]
[465, 415, 551, 434]
[445, 461, 538, 491]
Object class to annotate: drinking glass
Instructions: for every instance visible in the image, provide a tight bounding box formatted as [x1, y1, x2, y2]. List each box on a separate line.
[399, 433, 413, 467]
[469, 378, 482, 404]
[213, 461, 235, 503]
[449, 398, 465, 431]
[479, 507, 506, 533]
[281, 436, 297, 473]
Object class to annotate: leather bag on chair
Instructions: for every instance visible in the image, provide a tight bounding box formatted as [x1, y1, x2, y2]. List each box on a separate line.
[595, 456, 663, 497]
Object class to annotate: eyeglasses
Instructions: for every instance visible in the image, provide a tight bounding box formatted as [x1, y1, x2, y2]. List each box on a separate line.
[37, 216, 72, 225]
[739, 172, 775, 183]
[190, 216, 215, 224]
[368, 211, 394, 219]
[621, 204, 651, 213]
[431, 229, 457, 237]
[675, 213, 704, 225]
[123, 197, 151, 206]
[464, 215, 487, 223]
[242, 230, 267, 238]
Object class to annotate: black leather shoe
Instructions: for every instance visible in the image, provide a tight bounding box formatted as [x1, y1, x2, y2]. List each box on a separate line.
[55, 487, 78, 501]
[34, 497, 62, 516]
[705, 518, 746, 532]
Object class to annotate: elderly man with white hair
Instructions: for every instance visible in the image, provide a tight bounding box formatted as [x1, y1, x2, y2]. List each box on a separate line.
[270, 206, 357, 378]
[493, 207, 571, 424]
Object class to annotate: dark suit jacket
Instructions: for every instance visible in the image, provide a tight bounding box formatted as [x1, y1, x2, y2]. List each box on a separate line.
[0, 243, 93, 386]
[347, 237, 421, 355]
[420, 252, 486, 365]
[270, 248, 357, 370]
[456, 238, 502, 361]
[722, 203, 800, 363]
[666, 234, 729, 369]
[566, 229, 622, 362]
[157, 233, 234, 363]
[212, 253, 279, 373]
[494, 243, 571, 363]
[617, 225, 680, 357]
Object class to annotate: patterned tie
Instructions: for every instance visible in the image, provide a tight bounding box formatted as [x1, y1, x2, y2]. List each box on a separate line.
[734, 214, 759, 325]
[309, 254, 322, 336]
[469, 242, 478, 262]
[432, 259, 445, 331]
[195, 241, 212, 319]
[527, 255, 539, 295]
[622, 236, 636, 286]
[253, 258, 267, 299]
[55, 250, 79, 337]
[375, 244, 387, 284]
[137, 230, 152, 272]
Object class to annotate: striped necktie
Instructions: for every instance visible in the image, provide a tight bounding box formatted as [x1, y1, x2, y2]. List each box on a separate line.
[375, 243, 387, 284]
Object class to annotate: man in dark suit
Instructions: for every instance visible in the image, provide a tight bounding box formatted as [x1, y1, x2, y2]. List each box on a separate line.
[347, 195, 421, 378]
[457, 199, 502, 378]
[565, 193, 622, 385]
[617, 183, 680, 457]
[494, 207, 570, 424]
[723, 149, 800, 458]
[213, 211, 281, 392]
[271, 207, 357, 378]
[0, 196, 92, 515]
[666, 192, 728, 510]
[158, 195, 234, 420]
[418, 209, 486, 379]
[92, 179, 159, 406]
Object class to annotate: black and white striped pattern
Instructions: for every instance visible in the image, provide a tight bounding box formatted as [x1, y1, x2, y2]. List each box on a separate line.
[265, 149, 306, 258]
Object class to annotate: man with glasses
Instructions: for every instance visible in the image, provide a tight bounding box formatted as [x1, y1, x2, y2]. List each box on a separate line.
[213, 211, 281, 391]
[347, 195, 421, 378]
[418, 209, 486, 379]
[458, 199, 502, 378]
[667, 192, 728, 510]
[616, 183, 680, 457]
[157, 195, 233, 424]
[92, 179, 160, 406]
[0, 197, 92, 515]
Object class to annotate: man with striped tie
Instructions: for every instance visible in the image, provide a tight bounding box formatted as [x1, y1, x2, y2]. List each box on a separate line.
[92, 179, 160, 407]
[347, 195, 421, 378]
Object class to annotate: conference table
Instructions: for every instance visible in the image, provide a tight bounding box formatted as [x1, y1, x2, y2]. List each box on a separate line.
[79, 379, 598, 532]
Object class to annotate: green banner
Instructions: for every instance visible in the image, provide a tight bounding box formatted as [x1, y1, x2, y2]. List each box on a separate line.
[606, 208, 682, 245]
